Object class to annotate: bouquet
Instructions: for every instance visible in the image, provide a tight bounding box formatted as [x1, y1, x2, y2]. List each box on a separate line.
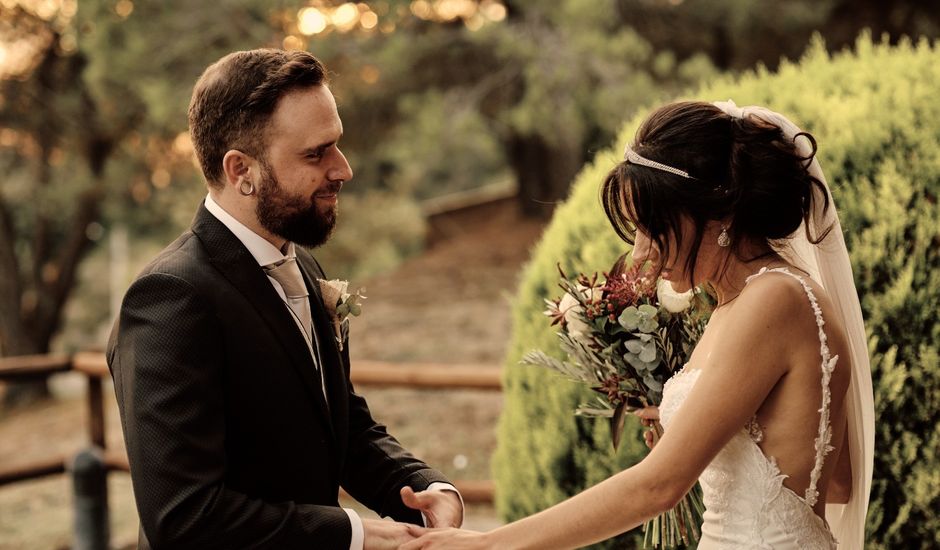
[521, 256, 710, 548]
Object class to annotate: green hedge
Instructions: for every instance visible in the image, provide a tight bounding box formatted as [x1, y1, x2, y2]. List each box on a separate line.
[494, 34, 940, 549]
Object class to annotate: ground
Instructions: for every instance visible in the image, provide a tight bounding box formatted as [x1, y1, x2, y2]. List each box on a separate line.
[0, 198, 546, 550]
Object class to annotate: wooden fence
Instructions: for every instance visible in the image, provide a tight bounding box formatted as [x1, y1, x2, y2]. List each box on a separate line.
[0, 353, 502, 546]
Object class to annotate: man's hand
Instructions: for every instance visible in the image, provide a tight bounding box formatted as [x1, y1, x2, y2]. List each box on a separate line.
[400, 486, 463, 528]
[362, 518, 416, 550]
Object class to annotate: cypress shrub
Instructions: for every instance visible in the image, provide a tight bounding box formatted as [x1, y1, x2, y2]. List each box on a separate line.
[494, 33, 940, 549]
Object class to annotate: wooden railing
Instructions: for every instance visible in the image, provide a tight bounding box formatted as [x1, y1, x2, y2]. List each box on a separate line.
[0, 353, 502, 547]
[69, 353, 503, 391]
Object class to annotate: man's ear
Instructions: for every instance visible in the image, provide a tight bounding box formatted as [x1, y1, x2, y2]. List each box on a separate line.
[221, 149, 254, 190]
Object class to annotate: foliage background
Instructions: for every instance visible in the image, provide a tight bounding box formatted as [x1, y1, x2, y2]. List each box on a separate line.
[494, 34, 940, 548]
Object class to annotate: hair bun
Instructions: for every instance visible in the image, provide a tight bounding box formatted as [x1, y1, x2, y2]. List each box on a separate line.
[726, 115, 820, 241]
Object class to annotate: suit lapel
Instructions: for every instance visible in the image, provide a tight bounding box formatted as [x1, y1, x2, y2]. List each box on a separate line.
[296, 252, 350, 458]
[190, 203, 335, 438]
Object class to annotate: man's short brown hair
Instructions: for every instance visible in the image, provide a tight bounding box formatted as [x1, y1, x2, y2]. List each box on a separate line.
[188, 49, 328, 187]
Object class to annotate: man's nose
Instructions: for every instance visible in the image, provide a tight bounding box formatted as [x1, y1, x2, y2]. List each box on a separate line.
[330, 148, 353, 182]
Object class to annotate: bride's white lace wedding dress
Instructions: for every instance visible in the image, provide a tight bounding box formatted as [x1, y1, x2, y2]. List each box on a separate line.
[659, 267, 839, 549]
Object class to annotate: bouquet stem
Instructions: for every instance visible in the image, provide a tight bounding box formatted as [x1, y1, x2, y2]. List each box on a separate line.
[641, 422, 703, 548]
[641, 486, 703, 549]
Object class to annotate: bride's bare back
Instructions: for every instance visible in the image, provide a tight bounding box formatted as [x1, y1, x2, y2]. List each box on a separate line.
[682, 267, 853, 516]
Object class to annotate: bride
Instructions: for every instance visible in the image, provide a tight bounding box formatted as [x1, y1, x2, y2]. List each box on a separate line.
[402, 101, 874, 549]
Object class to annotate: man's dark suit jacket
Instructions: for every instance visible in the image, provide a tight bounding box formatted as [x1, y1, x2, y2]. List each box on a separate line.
[107, 203, 449, 549]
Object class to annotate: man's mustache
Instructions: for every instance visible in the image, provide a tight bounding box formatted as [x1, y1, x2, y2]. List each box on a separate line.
[315, 181, 343, 196]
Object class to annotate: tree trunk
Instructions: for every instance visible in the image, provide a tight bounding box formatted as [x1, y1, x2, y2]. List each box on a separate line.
[0, 37, 111, 410]
[507, 134, 583, 219]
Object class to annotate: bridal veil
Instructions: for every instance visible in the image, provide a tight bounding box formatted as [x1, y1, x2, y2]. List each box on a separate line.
[714, 100, 875, 549]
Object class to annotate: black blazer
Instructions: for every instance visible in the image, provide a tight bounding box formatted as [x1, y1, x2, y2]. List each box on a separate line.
[107, 203, 448, 549]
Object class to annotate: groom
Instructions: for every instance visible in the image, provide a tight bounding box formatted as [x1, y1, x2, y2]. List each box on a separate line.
[107, 49, 462, 549]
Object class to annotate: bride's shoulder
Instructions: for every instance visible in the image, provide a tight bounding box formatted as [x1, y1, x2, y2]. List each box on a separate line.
[735, 268, 848, 351]
[736, 269, 814, 323]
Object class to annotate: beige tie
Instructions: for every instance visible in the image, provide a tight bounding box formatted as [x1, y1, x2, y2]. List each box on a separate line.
[264, 258, 317, 368]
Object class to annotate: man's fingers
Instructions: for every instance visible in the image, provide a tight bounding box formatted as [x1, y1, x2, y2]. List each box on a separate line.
[400, 486, 432, 510]
[405, 524, 429, 538]
[400, 486, 420, 508]
[400, 530, 443, 550]
[363, 518, 420, 550]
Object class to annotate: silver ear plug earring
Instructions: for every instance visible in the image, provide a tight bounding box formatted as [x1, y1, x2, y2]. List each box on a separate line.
[238, 179, 255, 196]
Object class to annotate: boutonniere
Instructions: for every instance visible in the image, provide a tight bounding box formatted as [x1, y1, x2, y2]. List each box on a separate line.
[317, 279, 366, 351]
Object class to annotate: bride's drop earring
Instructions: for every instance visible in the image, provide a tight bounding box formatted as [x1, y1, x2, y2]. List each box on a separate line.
[717, 225, 731, 248]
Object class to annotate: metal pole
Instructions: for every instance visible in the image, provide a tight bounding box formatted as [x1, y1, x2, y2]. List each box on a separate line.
[71, 448, 110, 550]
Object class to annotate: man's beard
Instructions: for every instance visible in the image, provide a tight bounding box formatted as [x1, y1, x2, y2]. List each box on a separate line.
[255, 158, 338, 248]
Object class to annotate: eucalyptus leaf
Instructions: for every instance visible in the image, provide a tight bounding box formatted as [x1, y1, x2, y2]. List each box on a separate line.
[625, 353, 655, 371]
[624, 339, 645, 354]
[618, 307, 640, 331]
[638, 317, 659, 333]
[643, 375, 663, 392]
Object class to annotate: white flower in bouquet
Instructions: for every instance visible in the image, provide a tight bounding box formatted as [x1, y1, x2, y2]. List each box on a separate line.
[656, 279, 694, 313]
[559, 286, 602, 340]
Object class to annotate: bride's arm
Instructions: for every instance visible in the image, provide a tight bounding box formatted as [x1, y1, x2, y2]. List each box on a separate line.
[403, 277, 804, 550]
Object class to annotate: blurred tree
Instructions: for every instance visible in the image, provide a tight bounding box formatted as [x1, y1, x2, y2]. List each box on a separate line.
[296, 0, 940, 217]
[0, 4, 128, 405]
[615, 0, 940, 71]
[0, 0, 285, 406]
[288, 0, 715, 216]
[477, 0, 714, 216]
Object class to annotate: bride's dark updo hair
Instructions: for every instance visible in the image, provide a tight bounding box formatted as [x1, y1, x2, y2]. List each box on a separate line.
[602, 100, 832, 283]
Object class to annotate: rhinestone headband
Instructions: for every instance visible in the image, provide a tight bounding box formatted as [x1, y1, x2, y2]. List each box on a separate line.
[623, 146, 692, 179]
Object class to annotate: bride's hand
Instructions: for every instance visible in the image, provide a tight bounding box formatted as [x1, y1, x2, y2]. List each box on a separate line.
[634, 406, 661, 449]
[399, 526, 491, 549]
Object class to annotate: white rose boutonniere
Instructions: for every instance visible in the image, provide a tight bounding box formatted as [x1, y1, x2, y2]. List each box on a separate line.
[317, 279, 366, 351]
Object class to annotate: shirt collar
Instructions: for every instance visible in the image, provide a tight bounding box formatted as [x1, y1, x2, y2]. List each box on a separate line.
[203, 193, 295, 267]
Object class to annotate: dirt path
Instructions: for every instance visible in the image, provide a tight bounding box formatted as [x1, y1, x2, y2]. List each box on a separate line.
[349, 199, 545, 363]
[0, 199, 546, 549]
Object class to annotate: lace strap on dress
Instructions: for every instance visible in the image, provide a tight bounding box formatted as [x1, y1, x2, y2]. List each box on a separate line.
[744, 267, 839, 507]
